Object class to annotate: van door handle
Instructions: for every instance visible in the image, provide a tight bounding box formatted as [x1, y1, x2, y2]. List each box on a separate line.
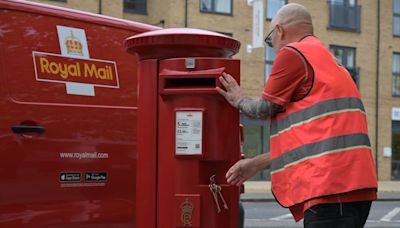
[11, 125, 46, 134]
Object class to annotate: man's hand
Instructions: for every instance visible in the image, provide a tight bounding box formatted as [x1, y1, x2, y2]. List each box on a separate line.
[226, 153, 271, 186]
[216, 72, 244, 108]
[225, 159, 258, 186]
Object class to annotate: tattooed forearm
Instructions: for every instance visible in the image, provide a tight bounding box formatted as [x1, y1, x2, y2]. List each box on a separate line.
[237, 97, 274, 119]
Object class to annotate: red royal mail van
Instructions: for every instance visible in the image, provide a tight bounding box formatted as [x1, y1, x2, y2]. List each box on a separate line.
[0, 0, 158, 227]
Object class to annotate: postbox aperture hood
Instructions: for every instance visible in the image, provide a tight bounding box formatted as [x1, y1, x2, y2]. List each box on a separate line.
[124, 28, 241, 60]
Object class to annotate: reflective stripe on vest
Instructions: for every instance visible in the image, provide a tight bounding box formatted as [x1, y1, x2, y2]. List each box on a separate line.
[271, 133, 371, 174]
[270, 97, 365, 138]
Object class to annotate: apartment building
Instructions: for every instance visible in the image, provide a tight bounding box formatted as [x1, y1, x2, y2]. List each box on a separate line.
[30, 0, 400, 181]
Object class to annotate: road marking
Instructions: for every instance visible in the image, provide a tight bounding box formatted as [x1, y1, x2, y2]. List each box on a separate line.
[380, 207, 400, 222]
[366, 220, 400, 223]
[269, 213, 293, 221]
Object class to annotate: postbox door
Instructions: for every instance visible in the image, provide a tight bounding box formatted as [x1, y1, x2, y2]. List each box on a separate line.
[157, 58, 241, 228]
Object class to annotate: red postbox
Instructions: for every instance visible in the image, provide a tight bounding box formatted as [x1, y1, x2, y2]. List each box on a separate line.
[125, 28, 241, 228]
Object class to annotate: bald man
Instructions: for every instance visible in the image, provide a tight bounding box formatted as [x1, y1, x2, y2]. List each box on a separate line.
[217, 3, 377, 228]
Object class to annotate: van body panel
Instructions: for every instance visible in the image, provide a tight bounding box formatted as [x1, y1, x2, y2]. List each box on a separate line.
[0, 1, 159, 227]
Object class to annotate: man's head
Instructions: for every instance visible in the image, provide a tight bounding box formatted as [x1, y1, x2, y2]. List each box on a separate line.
[266, 3, 314, 52]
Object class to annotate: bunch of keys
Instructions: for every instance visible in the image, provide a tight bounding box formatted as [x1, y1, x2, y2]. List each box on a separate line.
[209, 174, 229, 213]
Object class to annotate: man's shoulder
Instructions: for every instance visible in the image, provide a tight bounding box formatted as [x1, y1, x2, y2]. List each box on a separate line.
[276, 46, 307, 64]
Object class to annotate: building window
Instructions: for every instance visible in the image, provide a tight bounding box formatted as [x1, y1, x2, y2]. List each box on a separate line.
[328, 0, 361, 32]
[392, 120, 400, 180]
[200, 0, 233, 15]
[330, 45, 359, 87]
[265, 46, 276, 82]
[123, 0, 147, 15]
[266, 0, 286, 20]
[240, 114, 270, 181]
[394, 53, 400, 97]
[394, 0, 400, 36]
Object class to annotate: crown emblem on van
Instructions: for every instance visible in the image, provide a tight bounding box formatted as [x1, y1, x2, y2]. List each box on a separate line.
[65, 30, 83, 55]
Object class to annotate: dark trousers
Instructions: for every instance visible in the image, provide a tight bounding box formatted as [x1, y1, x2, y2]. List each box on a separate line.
[303, 201, 372, 228]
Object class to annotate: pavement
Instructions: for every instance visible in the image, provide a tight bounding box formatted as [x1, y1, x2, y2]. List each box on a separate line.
[241, 181, 400, 202]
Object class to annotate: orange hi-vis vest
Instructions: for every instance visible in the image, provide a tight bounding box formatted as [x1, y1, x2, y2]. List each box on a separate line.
[270, 36, 378, 208]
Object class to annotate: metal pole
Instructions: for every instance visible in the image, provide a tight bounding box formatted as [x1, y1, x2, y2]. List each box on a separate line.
[184, 0, 188, 27]
[375, 0, 380, 177]
[98, 0, 102, 14]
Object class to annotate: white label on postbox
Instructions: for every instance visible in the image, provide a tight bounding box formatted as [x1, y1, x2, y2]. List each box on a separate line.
[176, 111, 203, 155]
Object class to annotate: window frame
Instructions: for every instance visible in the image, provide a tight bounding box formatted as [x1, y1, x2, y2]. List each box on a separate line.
[330, 45, 359, 87]
[123, 0, 147, 15]
[328, 0, 361, 32]
[394, 0, 400, 37]
[265, 0, 287, 21]
[264, 45, 276, 82]
[393, 52, 400, 97]
[199, 0, 233, 16]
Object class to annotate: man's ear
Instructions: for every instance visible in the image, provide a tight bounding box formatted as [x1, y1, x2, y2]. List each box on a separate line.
[276, 24, 285, 40]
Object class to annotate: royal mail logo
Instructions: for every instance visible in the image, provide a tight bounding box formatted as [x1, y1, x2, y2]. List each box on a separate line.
[33, 52, 118, 87]
[31, 25, 119, 96]
[57, 25, 90, 59]
[65, 30, 83, 56]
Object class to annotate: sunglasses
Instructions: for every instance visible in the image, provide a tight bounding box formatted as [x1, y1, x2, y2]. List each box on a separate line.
[264, 27, 276, 48]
